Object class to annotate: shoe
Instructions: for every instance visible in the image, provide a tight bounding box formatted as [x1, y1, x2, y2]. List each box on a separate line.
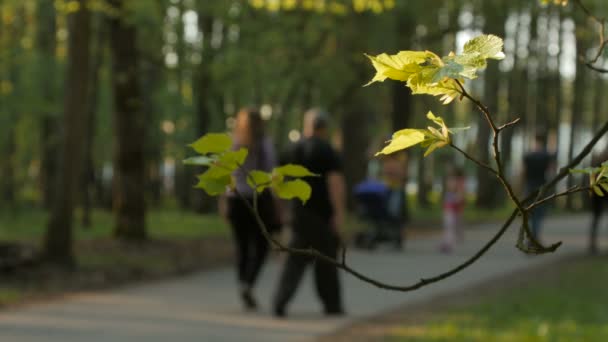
[273, 306, 286, 318]
[324, 308, 345, 317]
[438, 244, 452, 254]
[241, 289, 257, 311]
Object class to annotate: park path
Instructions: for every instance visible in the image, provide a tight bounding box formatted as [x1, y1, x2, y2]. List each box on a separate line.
[0, 215, 604, 342]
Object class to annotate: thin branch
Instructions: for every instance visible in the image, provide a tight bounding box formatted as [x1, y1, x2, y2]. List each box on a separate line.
[573, 0, 608, 72]
[238, 181, 520, 291]
[498, 118, 521, 131]
[526, 185, 589, 210]
[450, 143, 497, 175]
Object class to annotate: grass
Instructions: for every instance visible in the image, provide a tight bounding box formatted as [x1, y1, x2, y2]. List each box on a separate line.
[389, 256, 608, 342]
[0, 208, 229, 243]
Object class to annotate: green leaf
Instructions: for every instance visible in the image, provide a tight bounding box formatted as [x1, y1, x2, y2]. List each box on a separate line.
[431, 59, 464, 83]
[274, 164, 318, 178]
[273, 179, 312, 203]
[424, 140, 447, 157]
[463, 34, 506, 61]
[593, 185, 604, 197]
[599, 182, 608, 193]
[364, 50, 440, 86]
[183, 156, 216, 166]
[195, 171, 233, 195]
[190, 133, 232, 155]
[217, 148, 248, 169]
[376, 129, 426, 156]
[247, 170, 273, 192]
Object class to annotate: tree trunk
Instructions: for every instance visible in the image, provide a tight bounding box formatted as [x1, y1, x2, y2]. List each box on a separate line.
[191, 12, 216, 213]
[43, 0, 91, 266]
[109, 0, 147, 241]
[565, 31, 588, 210]
[81, 16, 105, 228]
[342, 101, 371, 209]
[475, 3, 506, 209]
[36, 0, 59, 210]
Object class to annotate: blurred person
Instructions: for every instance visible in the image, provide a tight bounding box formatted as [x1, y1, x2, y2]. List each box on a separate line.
[273, 108, 345, 318]
[589, 148, 608, 254]
[522, 134, 556, 243]
[219, 107, 281, 311]
[439, 165, 466, 253]
[354, 152, 408, 250]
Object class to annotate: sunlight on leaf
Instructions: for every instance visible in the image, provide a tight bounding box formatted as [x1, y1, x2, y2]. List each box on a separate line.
[274, 179, 312, 203]
[190, 133, 232, 155]
[274, 164, 318, 178]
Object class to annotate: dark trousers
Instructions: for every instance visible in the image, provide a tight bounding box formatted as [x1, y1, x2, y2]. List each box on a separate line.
[273, 210, 343, 313]
[590, 194, 607, 251]
[228, 197, 270, 288]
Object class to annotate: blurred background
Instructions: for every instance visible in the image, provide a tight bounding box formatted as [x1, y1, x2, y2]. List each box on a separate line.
[0, 0, 607, 311]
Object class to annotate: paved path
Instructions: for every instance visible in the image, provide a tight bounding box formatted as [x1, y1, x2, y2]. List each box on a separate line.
[0, 215, 605, 341]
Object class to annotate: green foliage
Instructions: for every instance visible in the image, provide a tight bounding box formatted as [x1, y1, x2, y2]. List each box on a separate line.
[376, 111, 468, 157]
[186, 133, 315, 203]
[570, 161, 608, 196]
[365, 34, 505, 104]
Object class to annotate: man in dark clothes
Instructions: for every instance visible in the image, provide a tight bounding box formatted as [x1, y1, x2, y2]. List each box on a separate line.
[522, 134, 556, 242]
[273, 108, 346, 318]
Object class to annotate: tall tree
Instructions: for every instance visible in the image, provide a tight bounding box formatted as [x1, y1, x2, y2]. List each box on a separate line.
[36, 0, 59, 210]
[43, 0, 91, 265]
[81, 14, 106, 227]
[109, 0, 147, 240]
[476, 1, 507, 209]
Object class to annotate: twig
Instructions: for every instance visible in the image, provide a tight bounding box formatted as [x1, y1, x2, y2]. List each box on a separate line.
[573, 0, 608, 73]
[449, 143, 497, 175]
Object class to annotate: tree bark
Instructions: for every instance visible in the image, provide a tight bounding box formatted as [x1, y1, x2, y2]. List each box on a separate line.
[191, 12, 215, 213]
[43, 0, 91, 266]
[109, 0, 147, 241]
[36, 0, 59, 210]
[81, 15, 105, 228]
[475, 3, 506, 209]
[565, 29, 588, 210]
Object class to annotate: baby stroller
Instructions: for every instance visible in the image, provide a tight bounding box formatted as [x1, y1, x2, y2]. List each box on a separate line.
[353, 180, 406, 250]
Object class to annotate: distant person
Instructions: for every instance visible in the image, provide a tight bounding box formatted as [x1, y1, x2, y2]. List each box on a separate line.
[273, 108, 345, 318]
[354, 152, 408, 250]
[439, 165, 466, 253]
[219, 108, 280, 311]
[522, 134, 556, 243]
[589, 149, 608, 254]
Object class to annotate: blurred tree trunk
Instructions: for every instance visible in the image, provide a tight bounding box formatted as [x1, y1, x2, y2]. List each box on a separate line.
[43, 0, 91, 266]
[109, 0, 147, 241]
[565, 30, 589, 210]
[36, 0, 59, 210]
[81, 16, 105, 228]
[191, 11, 216, 213]
[475, 3, 506, 209]
[342, 95, 371, 209]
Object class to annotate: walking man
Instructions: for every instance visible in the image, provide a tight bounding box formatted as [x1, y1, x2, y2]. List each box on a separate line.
[273, 108, 346, 318]
[522, 133, 556, 243]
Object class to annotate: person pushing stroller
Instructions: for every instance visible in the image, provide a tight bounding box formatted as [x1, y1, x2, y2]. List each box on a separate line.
[354, 152, 408, 250]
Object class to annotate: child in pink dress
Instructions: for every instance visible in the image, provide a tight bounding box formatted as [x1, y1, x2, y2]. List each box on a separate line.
[440, 167, 466, 253]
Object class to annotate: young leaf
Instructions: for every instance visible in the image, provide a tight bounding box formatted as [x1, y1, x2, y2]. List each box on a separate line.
[217, 148, 248, 169]
[364, 50, 441, 86]
[247, 170, 273, 192]
[376, 129, 426, 156]
[195, 171, 233, 195]
[274, 164, 318, 178]
[274, 179, 312, 203]
[190, 133, 232, 155]
[593, 185, 604, 197]
[462, 34, 506, 61]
